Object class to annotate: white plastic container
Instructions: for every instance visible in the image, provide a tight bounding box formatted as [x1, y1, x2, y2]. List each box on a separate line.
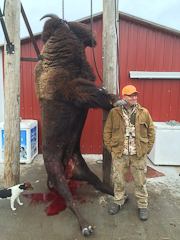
[0, 120, 38, 164]
[148, 122, 180, 165]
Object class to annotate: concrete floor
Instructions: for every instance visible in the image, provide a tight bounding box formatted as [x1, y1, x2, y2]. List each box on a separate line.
[0, 154, 180, 240]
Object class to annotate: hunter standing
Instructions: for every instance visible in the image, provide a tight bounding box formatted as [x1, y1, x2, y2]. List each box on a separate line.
[103, 85, 155, 221]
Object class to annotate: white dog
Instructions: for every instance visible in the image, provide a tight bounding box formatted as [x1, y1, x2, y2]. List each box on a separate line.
[0, 182, 33, 211]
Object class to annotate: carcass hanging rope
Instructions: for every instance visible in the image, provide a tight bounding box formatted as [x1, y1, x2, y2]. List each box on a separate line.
[62, 0, 64, 19]
[90, 0, 121, 96]
[90, 0, 103, 83]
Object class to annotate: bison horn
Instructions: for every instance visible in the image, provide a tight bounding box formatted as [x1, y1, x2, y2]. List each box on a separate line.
[40, 14, 60, 21]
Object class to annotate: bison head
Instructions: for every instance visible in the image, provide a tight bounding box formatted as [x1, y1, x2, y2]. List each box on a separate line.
[40, 14, 97, 48]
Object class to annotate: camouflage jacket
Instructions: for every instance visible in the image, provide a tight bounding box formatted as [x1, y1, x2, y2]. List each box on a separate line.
[103, 103, 155, 159]
[122, 104, 137, 155]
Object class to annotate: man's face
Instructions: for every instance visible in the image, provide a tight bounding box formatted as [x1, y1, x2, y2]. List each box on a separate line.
[122, 93, 138, 108]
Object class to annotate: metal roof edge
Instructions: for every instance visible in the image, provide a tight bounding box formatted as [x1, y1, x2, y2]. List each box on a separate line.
[0, 31, 42, 48]
[119, 11, 180, 36]
[77, 11, 180, 37]
[75, 12, 103, 22]
[1, 10, 180, 48]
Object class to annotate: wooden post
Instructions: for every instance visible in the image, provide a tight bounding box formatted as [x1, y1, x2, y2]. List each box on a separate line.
[102, 0, 117, 189]
[4, 0, 21, 188]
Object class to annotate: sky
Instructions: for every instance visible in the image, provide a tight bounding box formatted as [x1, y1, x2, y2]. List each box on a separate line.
[1, 0, 180, 45]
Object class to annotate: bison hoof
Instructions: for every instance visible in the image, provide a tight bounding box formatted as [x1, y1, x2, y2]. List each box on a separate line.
[82, 226, 94, 235]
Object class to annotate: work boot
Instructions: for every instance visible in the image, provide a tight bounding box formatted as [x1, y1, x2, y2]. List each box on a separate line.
[139, 208, 148, 221]
[125, 195, 131, 203]
[109, 202, 121, 215]
[109, 195, 131, 215]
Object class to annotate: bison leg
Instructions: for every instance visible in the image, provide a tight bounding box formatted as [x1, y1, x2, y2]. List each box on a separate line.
[72, 79, 119, 110]
[70, 151, 114, 196]
[44, 157, 94, 236]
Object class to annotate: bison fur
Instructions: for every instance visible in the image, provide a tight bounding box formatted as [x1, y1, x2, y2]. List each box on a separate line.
[34, 16, 124, 236]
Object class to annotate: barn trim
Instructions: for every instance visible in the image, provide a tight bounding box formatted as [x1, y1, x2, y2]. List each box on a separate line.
[78, 11, 180, 37]
[130, 71, 180, 79]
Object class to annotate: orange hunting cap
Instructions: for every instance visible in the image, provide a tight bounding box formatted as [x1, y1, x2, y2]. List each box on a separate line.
[122, 85, 139, 96]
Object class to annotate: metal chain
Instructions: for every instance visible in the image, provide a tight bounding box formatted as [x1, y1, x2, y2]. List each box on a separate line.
[62, 0, 64, 19]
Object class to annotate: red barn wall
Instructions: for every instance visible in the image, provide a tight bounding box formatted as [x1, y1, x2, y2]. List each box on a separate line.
[2, 14, 180, 154]
[118, 18, 180, 122]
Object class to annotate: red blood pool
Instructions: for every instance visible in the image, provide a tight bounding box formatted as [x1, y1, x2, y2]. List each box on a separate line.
[79, 199, 86, 204]
[22, 180, 85, 216]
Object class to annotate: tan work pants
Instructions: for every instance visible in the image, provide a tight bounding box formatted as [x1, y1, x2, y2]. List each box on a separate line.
[112, 154, 148, 208]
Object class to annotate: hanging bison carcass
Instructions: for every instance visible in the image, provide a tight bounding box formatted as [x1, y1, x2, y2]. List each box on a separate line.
[34, 15, 124, 236]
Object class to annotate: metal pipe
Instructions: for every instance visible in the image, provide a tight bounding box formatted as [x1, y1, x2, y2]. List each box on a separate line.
[21, 3, 42, 60]
[0, 8, 12, 48]
[62, 0, 64, 19]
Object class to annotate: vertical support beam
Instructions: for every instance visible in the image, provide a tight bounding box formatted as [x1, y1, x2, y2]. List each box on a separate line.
[102, 0, 117, 189]
[0, 49, 4, 123]
[4, 0, 21, 188]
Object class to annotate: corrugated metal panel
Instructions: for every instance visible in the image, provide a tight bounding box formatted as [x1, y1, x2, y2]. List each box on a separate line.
[80, 17, 103, 154]
[118, 18, 180, 124]
[20, 38, 43, 152]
